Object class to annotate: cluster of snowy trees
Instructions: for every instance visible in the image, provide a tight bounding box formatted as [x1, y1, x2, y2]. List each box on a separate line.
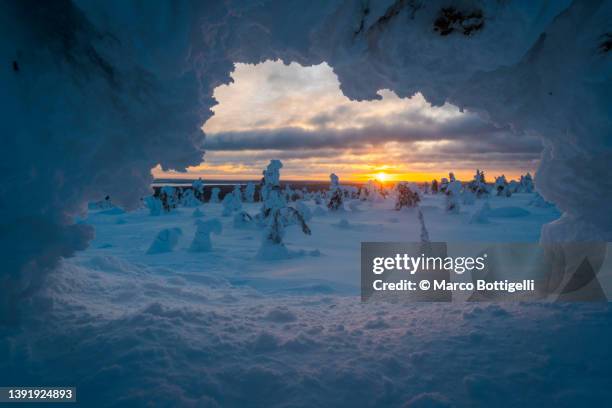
[135, 166, 540, 257]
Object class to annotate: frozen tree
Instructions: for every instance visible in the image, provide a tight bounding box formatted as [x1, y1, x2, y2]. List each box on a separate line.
[209, 187, 220, 203]
[439, 177, 449, 194]
[144, 196, 163, 216]
[469, 169, 489, 197]
[445, 179, 462, 214]
[507, 180, 520, 194]
[222, 187, 242, 216]
[180, 188, 200, 207]
[258, 207, 311, 260]
[244, 182, 256, 203]
[327, 173, 344, 211]
[261, 160, 282, 197]
[394, 182, 420, 210]
[359, 186, 368, 201]
[284, 184, 294, 202]
[192, 178, 205, 202]
[146, 228, 182, 254]
[160, 186, 178, 211]
[494, 175, 512, 197]
[431, 179, 439, 194]
[232, 185, 242, 203]
[255, 160, 312, 259]
[192, 208, 204, 218]
[519, 173, 535, 193]
[189, 219, 222, 252]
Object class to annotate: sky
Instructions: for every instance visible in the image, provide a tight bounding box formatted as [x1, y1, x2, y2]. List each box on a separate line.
[153, 60, 541, 182]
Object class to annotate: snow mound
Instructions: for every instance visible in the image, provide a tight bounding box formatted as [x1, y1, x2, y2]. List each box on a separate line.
[189, 219, 222, 252]
[488, 207, 530, 218]
[146, 228, 182, 254]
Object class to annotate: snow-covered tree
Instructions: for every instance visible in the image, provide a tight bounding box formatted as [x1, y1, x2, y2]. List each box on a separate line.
[256, 160, 312, 259]
[144, 196, 163, 216]
[258, 206, 311, 259]
[439, 177, 449, 193]
[147, 227, 182, 254]
[209, 187, 220, 203]
[222, 186, 243, 216]
[189, 219, 222, 252]
[192, 178, 205, 202]
[445, 178, 462, 213]
[431, 179, 439, 194]
[244, 181, 256, 203]
[394, 182, 420, 210]
[283, 184, 294, 202]
[469, 169, 489, 197]
[327, 173, 343, 211]
[494, 175, 511, 197]
[519, 173, 534, 193]
[180, 188, 200, 207]
[507, 180, 520, 194]
[160, 186, 178, 211]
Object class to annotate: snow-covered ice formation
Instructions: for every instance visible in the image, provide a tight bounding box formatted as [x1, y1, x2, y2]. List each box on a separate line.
[146, 228, 183, 254]
[189, 219, 222, 252]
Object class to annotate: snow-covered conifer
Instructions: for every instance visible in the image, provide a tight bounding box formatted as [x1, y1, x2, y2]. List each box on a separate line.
[222, 188, 243, 216]
[244, 182, 256, 202]
[394, 182, 420, 210]
[519, 173, 534, 193]
[327, 173, 344, 211]
[160, 186, 178, 211]
[431, 179, 439, 194]
[189, 219, 222, 252]
[469, 169, 489, 197]
[209, 187, 220, 203]
[192, 178, 205, 201]
[147, 228, 182, 254]
[144, 196, 163, 216]
[445, 178, 462, 213]
[181, 188, 200, 207]
[494, 175, 511, 197]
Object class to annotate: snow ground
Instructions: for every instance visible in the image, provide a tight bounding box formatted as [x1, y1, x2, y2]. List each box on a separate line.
[2, 193, 611, 407]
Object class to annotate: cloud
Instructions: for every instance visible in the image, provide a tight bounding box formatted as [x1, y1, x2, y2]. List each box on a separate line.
[204, 122, 540, 154]
[196, 60, 542, 179]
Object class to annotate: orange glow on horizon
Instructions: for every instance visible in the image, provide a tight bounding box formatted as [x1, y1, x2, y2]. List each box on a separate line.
[153, 165, 530, 184]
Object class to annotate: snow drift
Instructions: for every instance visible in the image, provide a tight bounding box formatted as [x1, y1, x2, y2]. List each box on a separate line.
[2, 0, 611, 321]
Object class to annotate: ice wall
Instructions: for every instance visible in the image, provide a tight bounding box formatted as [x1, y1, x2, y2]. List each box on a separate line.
[2, 0, 610, 321]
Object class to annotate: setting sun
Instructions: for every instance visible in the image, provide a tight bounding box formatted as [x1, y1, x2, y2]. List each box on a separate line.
[375, 172, 389, 183]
